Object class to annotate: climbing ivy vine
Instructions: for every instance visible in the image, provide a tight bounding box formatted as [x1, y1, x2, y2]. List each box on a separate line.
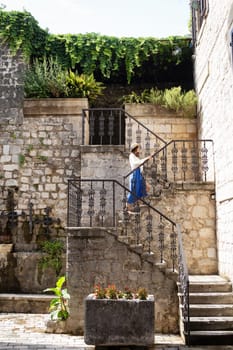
[0, 8, 192, 84]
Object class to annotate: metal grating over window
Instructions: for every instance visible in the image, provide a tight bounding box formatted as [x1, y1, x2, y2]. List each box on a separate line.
[191, 0, 209, 46]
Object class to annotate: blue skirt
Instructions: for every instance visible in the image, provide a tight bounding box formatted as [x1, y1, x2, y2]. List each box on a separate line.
[127, 168, 147, 204]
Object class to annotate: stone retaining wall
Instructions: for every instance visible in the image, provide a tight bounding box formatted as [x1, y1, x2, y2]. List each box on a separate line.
[66, 228, 179, 335]
[125, 104, 197, 141]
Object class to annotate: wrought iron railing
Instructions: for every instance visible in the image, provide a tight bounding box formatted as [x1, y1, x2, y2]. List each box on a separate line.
[82, 108, 166, 155]
[0, 186, 61, 242]
[124, 139, 214, 195]
[177, 223, 190, 345]
[67, 178, 178, 271]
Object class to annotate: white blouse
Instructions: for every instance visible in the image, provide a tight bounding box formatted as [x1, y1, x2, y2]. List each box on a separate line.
[129, 153, 149, 171]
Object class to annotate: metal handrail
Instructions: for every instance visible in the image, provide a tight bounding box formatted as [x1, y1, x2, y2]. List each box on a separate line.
[67, 178, 178, 270]
[68, 178, 175, 225]
[177, 223, 190, 345]
[124, 139, 214, 183]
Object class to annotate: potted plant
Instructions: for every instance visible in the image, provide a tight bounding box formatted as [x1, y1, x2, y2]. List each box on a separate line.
[84, 284, 155, 346]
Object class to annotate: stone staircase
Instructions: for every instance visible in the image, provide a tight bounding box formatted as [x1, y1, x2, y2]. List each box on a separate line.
[180, 275, 233, 345]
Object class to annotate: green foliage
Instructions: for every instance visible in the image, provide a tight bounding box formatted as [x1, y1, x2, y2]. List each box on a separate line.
[94, 284, 149, 300]
[145, 87, 164, 105]
[18, 154, 25, 167]
[65, 71, 105, 102]
[123, 86, 197, 117]
[37, 155, 48, 162]
[181, 89, 198, 117]
[163, 86, 197, 116]
[163, 86, 184, 111]
[39, 239, 64, 276]
[0, 9, 192, 84]
[24, 57, 104, 101]
[136, 287, 148, 300]
[44, 276, 70, 321]
[0, 8, 48, 59]
[24, 57, 67, 98]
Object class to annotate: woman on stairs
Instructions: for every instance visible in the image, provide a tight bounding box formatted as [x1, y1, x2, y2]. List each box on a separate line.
[127, 143, 152, 213]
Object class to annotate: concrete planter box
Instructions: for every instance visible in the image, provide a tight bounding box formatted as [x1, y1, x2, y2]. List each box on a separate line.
[84, 294, 155, 346]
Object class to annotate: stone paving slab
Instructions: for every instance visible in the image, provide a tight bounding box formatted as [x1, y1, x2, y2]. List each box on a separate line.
[0, 314, 233, 350]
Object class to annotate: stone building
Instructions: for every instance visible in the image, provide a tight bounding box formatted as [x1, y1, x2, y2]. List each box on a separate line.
[192, 0, 233, 283]
[1, 8, 233, 341]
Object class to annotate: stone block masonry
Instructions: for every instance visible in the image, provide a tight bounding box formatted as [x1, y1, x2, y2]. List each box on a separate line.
[66, 227, 179, 335]
[0, 116, 81, 225]
[194, 0, 233, 283]
[0, 42, 24, 124]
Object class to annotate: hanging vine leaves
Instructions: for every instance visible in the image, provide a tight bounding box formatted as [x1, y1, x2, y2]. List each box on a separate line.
[0, 9, 48, 59]
[0, 8, 193, 84]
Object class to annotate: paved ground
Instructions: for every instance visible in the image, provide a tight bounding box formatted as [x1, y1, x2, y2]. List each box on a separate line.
[0, 314, 233, 350]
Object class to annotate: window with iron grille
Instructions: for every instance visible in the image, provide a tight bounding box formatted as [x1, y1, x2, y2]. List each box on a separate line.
[191, 0, 209, 45]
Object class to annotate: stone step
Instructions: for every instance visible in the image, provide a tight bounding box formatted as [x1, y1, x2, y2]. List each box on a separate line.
[0, 293, 52, 313]
[189, 303, 233, 317]
[187, 330, 233, 345]
[189, 292, 233, 304]
[188, 316, 233, 331]
[188, 275, 232, 293]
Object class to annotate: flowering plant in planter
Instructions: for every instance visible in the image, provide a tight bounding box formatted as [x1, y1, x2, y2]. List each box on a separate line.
[85, 284, 154, 346]
[93, 284, 148, 300]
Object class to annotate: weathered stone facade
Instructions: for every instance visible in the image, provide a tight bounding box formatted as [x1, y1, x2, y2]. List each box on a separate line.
[194, 0, 233, 283]
[66, 228, 179, 335]
[125, 104, 197, 141]
[0, 116, 81, 223]
[0, 38, 220, 337]
[0, 42, 24, 124]
[151, 183, 217, 274]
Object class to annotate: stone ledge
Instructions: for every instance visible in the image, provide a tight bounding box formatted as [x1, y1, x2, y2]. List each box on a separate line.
[171, 181, 215, 191]
[23, 98, 88, 116]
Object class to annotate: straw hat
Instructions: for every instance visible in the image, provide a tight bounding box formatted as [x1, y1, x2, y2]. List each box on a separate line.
[130, 143, 139, 152]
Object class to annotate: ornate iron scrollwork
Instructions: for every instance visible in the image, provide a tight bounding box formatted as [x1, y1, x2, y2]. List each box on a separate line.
[181, 142, 188, 180]
[99, 186, 107, 225]
[201, 142, 209, 180]
[87, 184, 95, 226]
[158, 217, 165, 263]
[171, 143, 178, 180]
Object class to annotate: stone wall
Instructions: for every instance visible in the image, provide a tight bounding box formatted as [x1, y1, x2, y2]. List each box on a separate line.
[0, 42, 24, 124]
[0, 95, 87, 292]
[81, 145, 127, 183]
[194, 0, 233, 282]
[151, 183, 217, 274]
[66, 228, 179, 335]
[23, 98, 88, 145]
[125, 104, 197, 142]
[0, 112, 83, 292]
[0, 116, 81, 225]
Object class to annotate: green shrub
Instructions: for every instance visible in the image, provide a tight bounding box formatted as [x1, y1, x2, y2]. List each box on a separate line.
[65, 71, 105, 103]
[24, 57, 105, 102]
[39, 239, 64, 276]
[123, 86, 197, 117]
[24, 57, 67, 98]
